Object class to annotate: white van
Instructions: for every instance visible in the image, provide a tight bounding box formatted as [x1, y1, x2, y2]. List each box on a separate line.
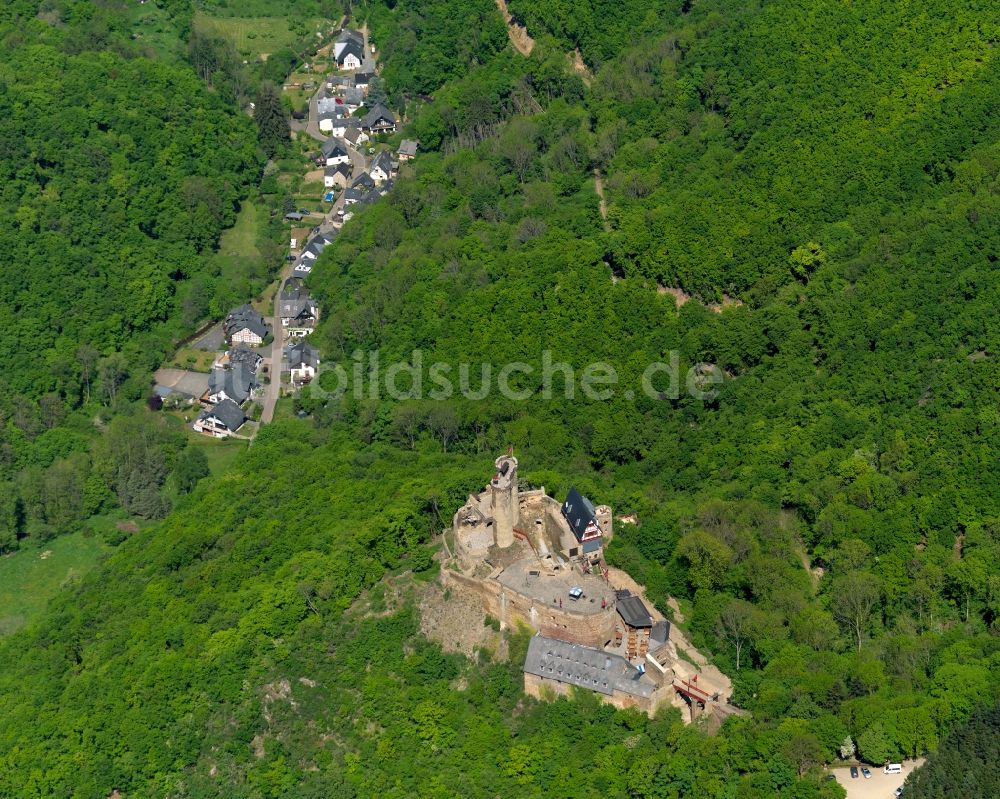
[885, 763, 903, 774]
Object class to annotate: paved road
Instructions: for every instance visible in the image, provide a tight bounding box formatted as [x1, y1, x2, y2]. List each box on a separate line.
[258, 133, 368, 426]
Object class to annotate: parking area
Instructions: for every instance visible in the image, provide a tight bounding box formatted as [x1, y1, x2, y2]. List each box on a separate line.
[831, 760, 924, 799]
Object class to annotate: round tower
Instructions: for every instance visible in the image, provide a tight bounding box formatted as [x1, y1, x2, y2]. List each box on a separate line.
[490, 455, 519, 548]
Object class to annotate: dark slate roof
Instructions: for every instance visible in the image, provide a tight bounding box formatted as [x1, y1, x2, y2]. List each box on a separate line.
[562, 487, 599, 542]
[523, 635, 655, 699]
[344, 187, 365, 202]
[321, 137, 349, 158]
[337, 28, 364, 46]
[208, 365, 256, 404]
[337, 37, 364, 64]
[651, 620, 671, 645]
[285, 340, 320, 369]
[616, 592, 653, 629]
[370, 150, 393, 175]
[361, 103, 396, 129]
[353, 71, 374, 83]
[352, 172, 375, 190]
[229, 345, 262, 370]
[199, 398, 246, 432]
[224, 304, 268, 339]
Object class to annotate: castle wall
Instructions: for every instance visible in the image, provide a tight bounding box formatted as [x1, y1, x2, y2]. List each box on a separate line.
[442, 570, 617, 648]
[523, 672, 668, 717]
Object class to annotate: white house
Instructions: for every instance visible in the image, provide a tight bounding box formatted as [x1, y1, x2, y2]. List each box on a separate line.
[335, 30, 365, 70]
[286, 341, 320, 384]
[223, 304, 268, 346]
[320, 137, 350, 166]
[193, 399, 246, 439]
[369, 150, 394, 184]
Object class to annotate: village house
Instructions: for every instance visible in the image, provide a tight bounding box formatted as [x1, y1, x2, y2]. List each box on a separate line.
[353, 71, 373, 92]
[318, 95, 352, 132]
[341, 86, 364, 111]
[279, 278, 319, 336]
[206, 363, 258, 406]
[342, 186, 365, 206]
[335, 29, 365, 70]
[225, 345, 263, 374]
[361, 102, 397, 134]
[343, 121, 369, 148]
[286, 340, 320, 384]
[324, 162, 351, 189]
[352, 171, 375, 192]
[223, 304, 269, 345]
[369, 150, 394, 184]
[398, 139, 418, 161]
[320, 137, 350, 166]
[193, 399, 246, 439]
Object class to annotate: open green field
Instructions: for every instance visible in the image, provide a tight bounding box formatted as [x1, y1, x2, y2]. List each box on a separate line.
[0, 533, 109, 636]
[193, 14, 326, 59]
[218, 198, 263, 262]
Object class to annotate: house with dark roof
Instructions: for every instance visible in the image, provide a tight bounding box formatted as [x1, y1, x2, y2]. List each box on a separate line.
[351, 171, 375, 192]
[285, 340, 320, 384]
[279, 279, 319, 335]
[320, 137, 350, 166]
[342, 86, 364, 111]
[369, 150, 394, 184]
[193, 399, 246, 438]
[343, 120, 369, 147]
[324, 162, 351, 189]
[353, 71, 373, 91]
[360, 102, 397, 134]
[335, 30, 365, 70]
[226, 345, 262, 373]
[523, 634, 666, 715]
[343, 186, 365, 206]
[223, 304, 269, 345]
[561, 487, 605, 555]
[206, 364, 258, 405]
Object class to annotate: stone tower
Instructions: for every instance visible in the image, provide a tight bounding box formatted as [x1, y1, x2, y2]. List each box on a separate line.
[490, 454, 519, 548]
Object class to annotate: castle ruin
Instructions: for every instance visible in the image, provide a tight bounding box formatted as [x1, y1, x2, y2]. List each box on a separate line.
[443, 453, 740, 721]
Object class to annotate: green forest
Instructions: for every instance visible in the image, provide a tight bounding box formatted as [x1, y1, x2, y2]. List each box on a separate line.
[0, 0, 998, 796]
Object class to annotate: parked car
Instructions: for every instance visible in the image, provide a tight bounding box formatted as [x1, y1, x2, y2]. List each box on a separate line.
[298, 208, 310, 215]
[895, 788, 905, 797]
[861, 767, 872, 779]
[850, 766, 859, 779]
[568, 587, 584, 601]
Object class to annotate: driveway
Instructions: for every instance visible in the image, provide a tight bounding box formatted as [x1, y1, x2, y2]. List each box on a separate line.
[831, 760, 924, 799]
[191, 323, 225, 352]
[153, 368, 209, 399]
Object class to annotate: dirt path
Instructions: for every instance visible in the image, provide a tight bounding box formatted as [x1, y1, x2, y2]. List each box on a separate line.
[495, 0, 534, 56]
[594, 168, 609, 230]
[570, 49, 593, 86]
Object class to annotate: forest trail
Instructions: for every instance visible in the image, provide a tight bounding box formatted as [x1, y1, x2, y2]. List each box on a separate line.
[494, 0, 534, 56]
[594, 168, 609, 229]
